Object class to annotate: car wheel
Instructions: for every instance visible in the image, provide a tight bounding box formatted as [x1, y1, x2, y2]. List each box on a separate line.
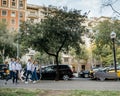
[63, 75, 69, 80]
[99, 77, 105, 81]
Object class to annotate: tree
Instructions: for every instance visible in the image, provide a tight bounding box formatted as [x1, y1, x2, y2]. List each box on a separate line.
[34, 52, 61, 65]
[0, 22, 16, 63]
[70, 45, 88, 61]
[20, 6, 86, 80]
[92, 19, 120, 66]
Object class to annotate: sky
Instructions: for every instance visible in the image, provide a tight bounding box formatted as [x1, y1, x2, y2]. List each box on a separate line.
[27, 0, 120, 18]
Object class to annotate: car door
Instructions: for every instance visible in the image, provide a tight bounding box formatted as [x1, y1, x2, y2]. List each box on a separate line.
[41, 66, 56, 80]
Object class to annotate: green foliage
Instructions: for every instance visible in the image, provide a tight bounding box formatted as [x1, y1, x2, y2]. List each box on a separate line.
[70, 45, 89, 61]
[34, 52, 55, 64]
[92, 20, 120, 66]
[20, 6, 86, 63]
[94, 20, 120, 48]
[0, 22, 16, 61]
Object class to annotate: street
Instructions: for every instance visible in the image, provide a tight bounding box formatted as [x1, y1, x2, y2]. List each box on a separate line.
[0, 78, 120, 91]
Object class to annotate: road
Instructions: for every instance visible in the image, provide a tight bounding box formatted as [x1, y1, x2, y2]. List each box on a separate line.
[0, 78, 120, 91]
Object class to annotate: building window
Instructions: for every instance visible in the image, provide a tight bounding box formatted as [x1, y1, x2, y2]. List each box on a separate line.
[2, 0, 7, 6]
[20, 12, 23, 18]
[19, 0, 23, 7]
[30, 11, 36, 15]
[11, 0, 16, 7]
[1, 10, 7, 16]
[11, 19, 15, 25]
[11, 11, 16, 17]
[64, 57, 69, 62]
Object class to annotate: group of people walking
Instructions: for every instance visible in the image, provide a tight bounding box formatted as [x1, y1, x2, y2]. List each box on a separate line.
[25, 59, 40, 84]
[5, 58, 41, 85]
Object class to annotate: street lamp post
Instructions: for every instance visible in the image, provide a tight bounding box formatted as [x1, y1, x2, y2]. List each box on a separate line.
[110, 31, 117, 72]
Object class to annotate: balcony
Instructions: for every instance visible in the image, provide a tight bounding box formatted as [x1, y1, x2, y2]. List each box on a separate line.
[27, 13, 39, 19]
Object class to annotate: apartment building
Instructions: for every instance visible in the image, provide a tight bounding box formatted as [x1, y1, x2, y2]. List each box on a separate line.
[0, 0, 26, 32]
[26, 4, 44, 23]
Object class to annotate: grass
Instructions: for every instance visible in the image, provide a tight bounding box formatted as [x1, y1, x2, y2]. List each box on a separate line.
[0, 88, 40, 96]
[0, 88, 120, 96]
[70, 90, 120, 96]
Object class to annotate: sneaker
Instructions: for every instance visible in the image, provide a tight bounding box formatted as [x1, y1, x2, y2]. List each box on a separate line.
[29, 79, 32, 82]
[25, 81, 28, 84]
[21, 80, 25, 82]
[33, 81, 36, 83]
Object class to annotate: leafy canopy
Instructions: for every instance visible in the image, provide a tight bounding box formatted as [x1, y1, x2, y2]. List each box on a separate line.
[92, 19, 120, 66]
[21, 6, 86, 57]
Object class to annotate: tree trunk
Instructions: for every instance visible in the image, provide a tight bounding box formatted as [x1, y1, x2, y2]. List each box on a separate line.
[55, 54, 59, 81]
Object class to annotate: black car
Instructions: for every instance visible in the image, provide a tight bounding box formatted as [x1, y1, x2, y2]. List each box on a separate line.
[0, 64, 9, 79]
[41, 64, 74, 80]
[78, 70, 90, 78]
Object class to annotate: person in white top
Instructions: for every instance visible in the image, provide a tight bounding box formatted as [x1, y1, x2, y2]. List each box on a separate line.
[11, 58, 18, 84]
[16, 58, 23, 82]
[25, 59, 32, 84]
[31, 61, 38, 83]
[5, 58, 15, 84]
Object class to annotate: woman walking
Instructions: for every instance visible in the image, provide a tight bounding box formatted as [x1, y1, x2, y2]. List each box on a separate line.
[32, 61, 38, 83]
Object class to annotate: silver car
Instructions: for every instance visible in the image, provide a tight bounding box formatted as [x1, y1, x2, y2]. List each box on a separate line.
[93, 70, 118, 81]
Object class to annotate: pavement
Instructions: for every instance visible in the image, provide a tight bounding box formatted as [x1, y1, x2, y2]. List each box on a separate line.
[0, 78, 120, 91]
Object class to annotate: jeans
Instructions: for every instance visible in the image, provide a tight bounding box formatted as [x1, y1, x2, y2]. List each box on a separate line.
[32, 70, 38, 81]
[25, 70, 32, 82]
[12, 70, 18, 83]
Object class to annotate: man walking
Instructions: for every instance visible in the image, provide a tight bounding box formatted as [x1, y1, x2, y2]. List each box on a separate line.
[11, 58, 18, 84]
[25, 59, 32, 84]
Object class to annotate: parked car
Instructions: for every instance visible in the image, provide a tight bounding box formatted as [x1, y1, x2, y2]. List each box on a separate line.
[93, 68, 120, 81]
[41, 64, 74, 80]
[0, 64, 9, 79]
[89, 67, 105, 78]
[78, 70, 90, 78]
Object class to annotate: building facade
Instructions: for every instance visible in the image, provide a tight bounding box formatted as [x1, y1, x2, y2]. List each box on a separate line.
[26, 4, 44, 23]
[0, 0, 26, 32]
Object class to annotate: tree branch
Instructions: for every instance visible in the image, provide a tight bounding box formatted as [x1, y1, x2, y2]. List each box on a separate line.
[102, 0, 120, 16]
[57, 34, 67, 55]
[40, 45, 56, 57]
[109, 4, 120, 16]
